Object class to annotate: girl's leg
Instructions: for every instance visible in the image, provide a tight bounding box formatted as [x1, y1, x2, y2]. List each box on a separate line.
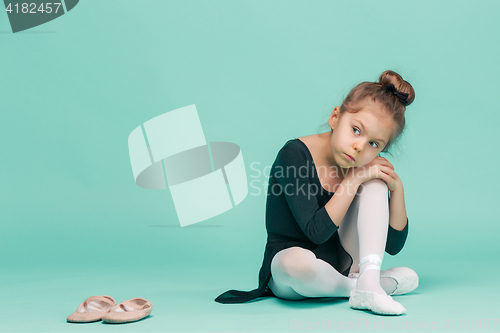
[337, 180, 397, 294]
[337, 190, 361, 273]
[350, 179, 393, 295]
[269, 246, 356, 299]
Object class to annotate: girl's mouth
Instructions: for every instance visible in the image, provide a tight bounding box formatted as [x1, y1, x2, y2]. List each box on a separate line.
[344, 153, 355, 162]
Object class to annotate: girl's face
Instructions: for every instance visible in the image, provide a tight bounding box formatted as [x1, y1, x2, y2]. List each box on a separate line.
[327, 100, 395, 169]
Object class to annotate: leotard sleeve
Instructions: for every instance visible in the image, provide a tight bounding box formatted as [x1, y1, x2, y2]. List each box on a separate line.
[385, 216, 409, 255]
[272, 143, 339, 245]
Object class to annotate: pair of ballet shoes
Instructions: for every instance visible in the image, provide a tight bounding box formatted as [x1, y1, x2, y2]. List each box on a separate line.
[66, 295, 153, 324]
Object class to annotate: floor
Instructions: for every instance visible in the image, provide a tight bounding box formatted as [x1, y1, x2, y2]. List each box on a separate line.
[2, 256, 497, 333]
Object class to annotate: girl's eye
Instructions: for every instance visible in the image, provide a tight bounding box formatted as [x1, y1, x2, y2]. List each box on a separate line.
[352, 127, 379, 148]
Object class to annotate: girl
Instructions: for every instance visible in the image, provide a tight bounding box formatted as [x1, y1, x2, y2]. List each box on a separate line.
[215, 70, 418, 316]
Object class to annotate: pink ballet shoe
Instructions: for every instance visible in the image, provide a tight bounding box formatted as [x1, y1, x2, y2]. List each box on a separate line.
[67, 295, 116, 323]
[101, 298, 153, 324]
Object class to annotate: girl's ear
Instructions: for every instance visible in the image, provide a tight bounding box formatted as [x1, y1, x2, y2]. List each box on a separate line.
[329, 106, 340, 129]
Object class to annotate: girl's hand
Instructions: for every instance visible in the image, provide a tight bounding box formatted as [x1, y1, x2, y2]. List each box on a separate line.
[389, 175, 403, 193]
[344, 156, 402, 192]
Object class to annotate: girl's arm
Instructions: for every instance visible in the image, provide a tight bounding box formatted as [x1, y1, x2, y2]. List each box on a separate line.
[324, 178, 361, 228]
[388, 183, 408, 231]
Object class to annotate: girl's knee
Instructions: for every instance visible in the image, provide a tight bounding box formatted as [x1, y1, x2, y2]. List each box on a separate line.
[268, 276, 307, 301]
[357, 178, 388, 196]
[271, 247, 317, 282]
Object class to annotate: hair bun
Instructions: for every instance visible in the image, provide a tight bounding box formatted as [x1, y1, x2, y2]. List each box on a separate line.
[381, 83, 410, 106]
[379, 70, 415, 106]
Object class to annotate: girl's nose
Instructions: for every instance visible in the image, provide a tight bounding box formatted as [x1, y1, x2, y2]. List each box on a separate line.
[353, 140, 363, 152]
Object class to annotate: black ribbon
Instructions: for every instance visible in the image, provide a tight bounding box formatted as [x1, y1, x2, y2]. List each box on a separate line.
[381, 84, 409, 106]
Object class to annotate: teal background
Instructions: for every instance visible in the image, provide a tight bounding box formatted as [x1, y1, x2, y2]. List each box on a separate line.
[1, 0, 499, 332]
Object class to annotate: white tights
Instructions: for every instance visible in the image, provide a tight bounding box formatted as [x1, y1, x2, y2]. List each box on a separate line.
[268, 179, 398, 299]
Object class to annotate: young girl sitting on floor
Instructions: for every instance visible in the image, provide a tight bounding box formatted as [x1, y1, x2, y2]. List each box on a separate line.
[215, 70, 419, 316]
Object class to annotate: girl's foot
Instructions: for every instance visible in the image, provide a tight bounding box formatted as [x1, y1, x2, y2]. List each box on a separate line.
[348, 254, 406, 315]
[349, 289, 406, 315]
[356, 269, 387, 296]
